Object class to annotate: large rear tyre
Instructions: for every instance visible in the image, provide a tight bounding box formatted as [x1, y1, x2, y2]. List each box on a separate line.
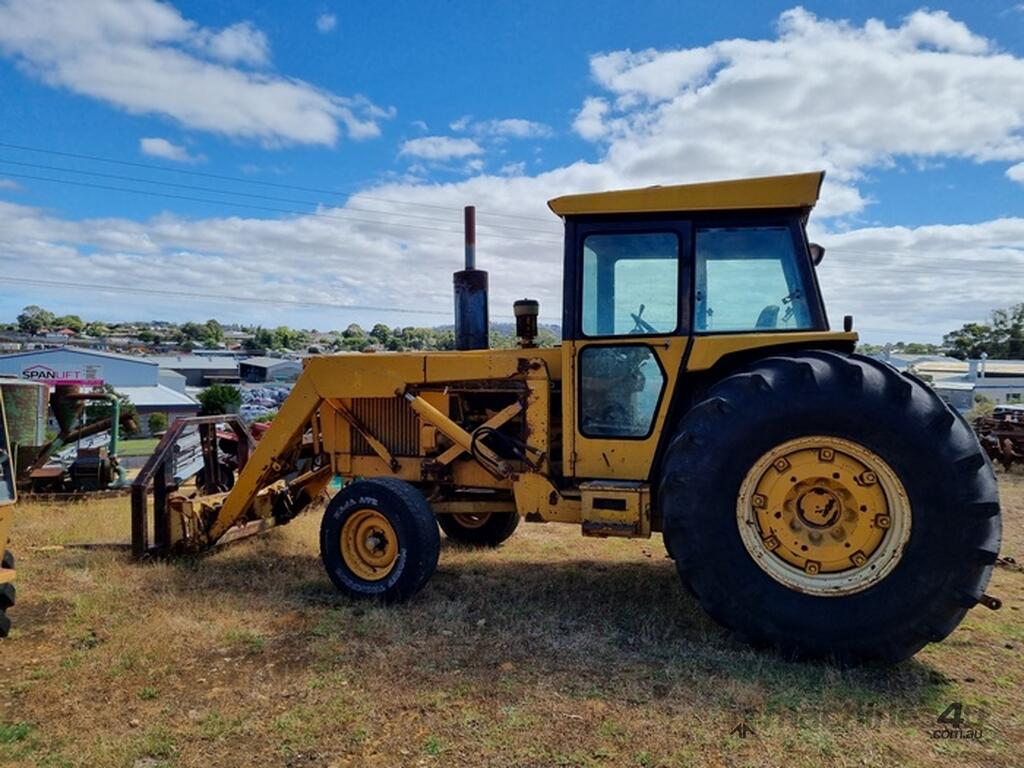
[320, 478, 440, 603]
[437, 511, 519, 547]
[660, 351, 1001, 665]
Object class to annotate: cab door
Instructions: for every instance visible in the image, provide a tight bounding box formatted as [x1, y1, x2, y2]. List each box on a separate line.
[562, 218, 691, 480]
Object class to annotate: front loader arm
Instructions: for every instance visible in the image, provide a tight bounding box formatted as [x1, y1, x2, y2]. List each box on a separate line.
[206, 370, 324, 542]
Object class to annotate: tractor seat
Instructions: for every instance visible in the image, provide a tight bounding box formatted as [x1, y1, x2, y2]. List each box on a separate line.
[755, 305, 780, 328]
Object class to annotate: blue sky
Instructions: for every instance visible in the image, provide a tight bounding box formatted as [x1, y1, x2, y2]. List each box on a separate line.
[0, 1, 1022, 342]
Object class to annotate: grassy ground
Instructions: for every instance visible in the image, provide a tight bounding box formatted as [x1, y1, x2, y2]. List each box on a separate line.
[0, 475, 1022, 768]
[117, 438, 160, 457]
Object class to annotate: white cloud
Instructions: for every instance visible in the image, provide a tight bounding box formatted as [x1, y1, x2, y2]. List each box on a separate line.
[1008, 162, 1024, 183]
[573, 7, 1024, 217]
[316, 13, 336, 34]
[0, 0, 392, 145]
[479, 118, 552, 139]
[499, 161, 526, 176]
[139, 137, 203, 163]
[3, 7, 1024, 341]
[0, 178, 20, 190]
[399, 136, 483, 160]
[197, 21, 268, 66]
[573, 97, 610, 140]
[451, 116, 552, 139]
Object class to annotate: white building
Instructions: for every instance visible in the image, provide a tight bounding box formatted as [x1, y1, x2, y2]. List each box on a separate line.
[0, 348, 198, 431]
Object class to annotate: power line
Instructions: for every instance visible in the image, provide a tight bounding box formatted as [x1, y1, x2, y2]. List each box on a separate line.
[0, 156, 564, 236]
[0, 140, 559, 224]
[0, 170, 564, 246]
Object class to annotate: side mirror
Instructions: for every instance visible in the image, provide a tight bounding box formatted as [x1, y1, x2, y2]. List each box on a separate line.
[809, 243, 826, 266]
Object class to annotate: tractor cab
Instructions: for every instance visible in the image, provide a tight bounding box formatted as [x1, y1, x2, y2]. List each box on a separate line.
[547, 171, 836, 479]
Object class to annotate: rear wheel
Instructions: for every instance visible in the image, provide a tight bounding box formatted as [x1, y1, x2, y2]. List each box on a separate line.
[660, 351, 1001, 664]
[320, 478, 440, 602]
[437, 511, 519, 547]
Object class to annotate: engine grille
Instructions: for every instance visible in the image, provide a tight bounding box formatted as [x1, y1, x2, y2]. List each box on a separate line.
[351, 397, 420, 456]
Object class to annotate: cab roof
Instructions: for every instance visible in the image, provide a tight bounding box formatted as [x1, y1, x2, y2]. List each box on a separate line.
[546, 171, 824, 217]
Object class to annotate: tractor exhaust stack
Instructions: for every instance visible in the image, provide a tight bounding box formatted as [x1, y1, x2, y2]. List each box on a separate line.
[453, 205, 489, 350]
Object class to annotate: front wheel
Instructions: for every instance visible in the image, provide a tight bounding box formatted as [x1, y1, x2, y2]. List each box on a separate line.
[320, 478, 440, 603]
[660, 351, 1001, 665]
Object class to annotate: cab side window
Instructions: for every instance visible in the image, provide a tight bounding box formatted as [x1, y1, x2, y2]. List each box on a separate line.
[695, 226, 814, 332]
[581, 232, 679, 337]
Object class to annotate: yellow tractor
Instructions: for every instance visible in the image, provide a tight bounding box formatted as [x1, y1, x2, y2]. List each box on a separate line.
[131, 171, 1001, 664]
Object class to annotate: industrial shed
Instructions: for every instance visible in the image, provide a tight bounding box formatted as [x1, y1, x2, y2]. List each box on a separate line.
[146, 355, 240, 386]
[239, 357, 302, 383]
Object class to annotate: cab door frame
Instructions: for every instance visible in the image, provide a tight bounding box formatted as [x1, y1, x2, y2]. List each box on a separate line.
[560, 214, 692, 480]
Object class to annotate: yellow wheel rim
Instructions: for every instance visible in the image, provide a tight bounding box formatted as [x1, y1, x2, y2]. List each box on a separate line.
[452, 512, 492, 529]
[340, 508, 398, 581]
[736, 436, 911, 596]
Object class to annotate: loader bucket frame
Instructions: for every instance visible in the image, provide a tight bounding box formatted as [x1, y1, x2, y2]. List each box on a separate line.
[130, 415, 254, 557]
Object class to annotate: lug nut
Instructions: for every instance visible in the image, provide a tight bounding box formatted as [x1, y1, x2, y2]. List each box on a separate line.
[859, 471, 877, 485]
[819, 448, 835, 462]
[773, 458, 791, 472]
[763, 535, 780, 550]
[851, 550, 867, 567]
[874, 514, 891, 529]
[752, 494, 767, 509]
[804, 561, 820, 575]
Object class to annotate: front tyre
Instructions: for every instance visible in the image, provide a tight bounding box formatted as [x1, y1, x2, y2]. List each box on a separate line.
[660, 351, 1001, 665]
[320, 478, 440, 603]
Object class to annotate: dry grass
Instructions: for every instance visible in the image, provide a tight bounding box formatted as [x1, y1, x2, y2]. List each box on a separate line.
[0, 474, 1022, 767]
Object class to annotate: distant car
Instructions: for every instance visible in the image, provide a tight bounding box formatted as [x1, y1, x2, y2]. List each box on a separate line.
[993, 404, 1024, 420]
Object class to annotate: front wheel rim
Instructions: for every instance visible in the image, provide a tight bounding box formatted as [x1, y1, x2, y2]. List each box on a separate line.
[340, 508, 398, 581]
[736, 436, 911, 596]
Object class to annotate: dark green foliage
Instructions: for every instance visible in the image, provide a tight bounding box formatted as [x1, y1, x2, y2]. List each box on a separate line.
[197, 384, 242, 415]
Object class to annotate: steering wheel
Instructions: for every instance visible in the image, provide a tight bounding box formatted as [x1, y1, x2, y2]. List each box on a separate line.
[630, 304, 658, 335]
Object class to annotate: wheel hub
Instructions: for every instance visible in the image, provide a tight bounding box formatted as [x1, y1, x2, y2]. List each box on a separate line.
[737, 436, 911, 596]
[795, 485, 842, 529]
[340, 508, 398, 581]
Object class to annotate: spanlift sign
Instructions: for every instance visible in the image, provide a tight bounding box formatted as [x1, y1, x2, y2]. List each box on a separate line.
[21, 363, 104, 387]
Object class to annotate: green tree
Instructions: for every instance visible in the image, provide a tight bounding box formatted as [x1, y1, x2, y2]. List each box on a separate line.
[179, 321, 206, 342]
[203, 319, 224, 345]
[244, 327, 275, 351]
[17, 305, 55, 334]
[943, 323, 996, 360]
[147, 412, 168, 434]
[196, 384, 241, 415]
[343, 323, 365, 339]
[83, 321, 110, 337]
[54, 314, 84, 332]
[944, 303, 1024, 360]
[369, 323, 391, 346]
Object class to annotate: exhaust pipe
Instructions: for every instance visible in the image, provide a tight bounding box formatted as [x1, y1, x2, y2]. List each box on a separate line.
[453, 205, 489, 350]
